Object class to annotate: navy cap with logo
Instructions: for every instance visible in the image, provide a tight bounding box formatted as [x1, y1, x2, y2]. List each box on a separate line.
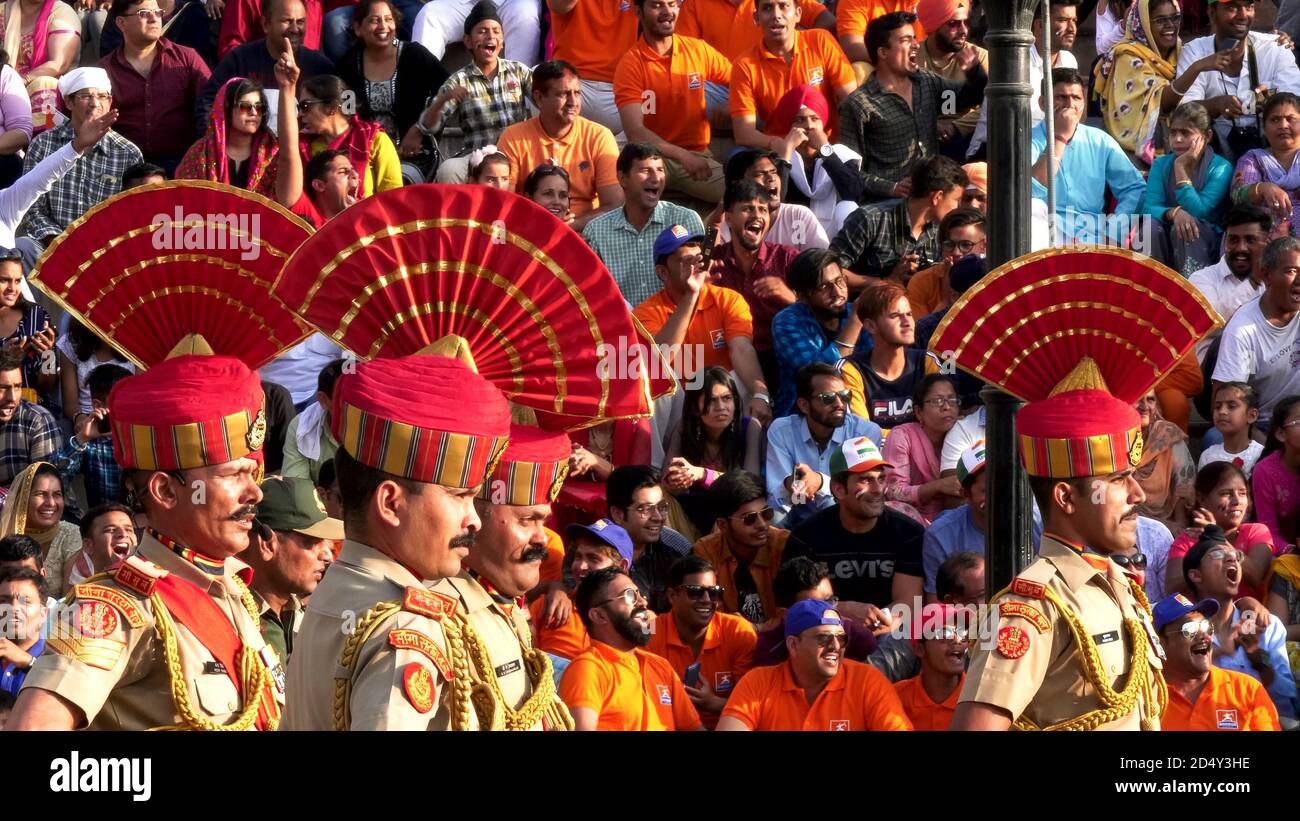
[653, 224, 705, 265]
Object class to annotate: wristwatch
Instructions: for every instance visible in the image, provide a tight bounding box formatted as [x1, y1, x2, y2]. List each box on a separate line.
[818, 143, 834, 159]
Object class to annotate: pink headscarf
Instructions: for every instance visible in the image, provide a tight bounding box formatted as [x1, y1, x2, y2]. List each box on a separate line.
[768, 84, 829, 137]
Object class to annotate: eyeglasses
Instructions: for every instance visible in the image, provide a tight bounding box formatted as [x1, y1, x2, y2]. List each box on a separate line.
[934, 626, 971, 642]
[941, 239, 982, 254]
[677, 584, 726, 601]
[923, 397, 961, 408]
[730, 507, 775, 526]
[1151, 13, 1182, 27]
[628, 502, 670, 518]
[804, 632, 848, 649]
[814, 389, 852, 406]
[1111, 553, 1148, 569]
[128, 8, 164, 19]
[596, 586, 644, 608]
[1280, 418, 1300, 430]
[236, 101, 266, 114]
[298, 98, 324, 113]
[1177, 620, 1214, 639]
[1206, 547, 1245, 563]
[814, 275, 847, 294]
[74, 92, 113, 104]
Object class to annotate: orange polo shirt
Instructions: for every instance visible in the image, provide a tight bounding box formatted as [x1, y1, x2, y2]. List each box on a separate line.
[632, 283, 753, 380]
[722, 658, 913, 731]
[560, 640, 704, 730]
[729, 28, 854, 137]
[645, 610, 758, 727]
[893, 672, 962, 730]
[677, 0, 829, 62]
[538, 527, 565, 584]
[836, 0, 923, 41]
[905, 261, 950, 319]
[1162, 666, 1281, 731]
[529, 591, 591, 660]
[497, 115, 619, 216]
[548, 0, 640, 83]
[614, 35, 734, 154]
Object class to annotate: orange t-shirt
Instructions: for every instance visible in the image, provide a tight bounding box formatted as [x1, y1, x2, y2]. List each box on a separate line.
[721, 658, 914, 731]
[1161, 666, 1281, 731]
[836, 0, 923, 41]
[614, 35, 734, 154]
[559, 640, 704, 730]
[905, 261, 949, 319]
[539, 527, 565, 584]
[729, 28, 854, 137]
[497, 116, 620, 216]
[548, 0, 641, 83]
[893, 672, 962, 730]
[632, 283, 753, 380]
[529, 591, 592, 660]
[677, 0, 829, 62]
[645, 611, 758, 727]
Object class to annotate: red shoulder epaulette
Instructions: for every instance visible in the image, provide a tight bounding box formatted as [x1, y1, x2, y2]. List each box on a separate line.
[1011, 577, 1046, 599]
[114, 555, 167, 597]
[403, 586, 457, 620]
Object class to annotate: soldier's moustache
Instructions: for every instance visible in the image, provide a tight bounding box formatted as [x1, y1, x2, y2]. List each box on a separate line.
[230, 505, 258, 521]
[519, 544, 549, 563]
[450, 532, 476, 549]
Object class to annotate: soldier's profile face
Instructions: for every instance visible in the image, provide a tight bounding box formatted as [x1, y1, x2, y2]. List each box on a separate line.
[398, 484, 480, 580]
[1066, 471, 1144, 555]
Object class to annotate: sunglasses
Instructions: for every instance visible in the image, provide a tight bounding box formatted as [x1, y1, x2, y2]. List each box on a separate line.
[1205, 547, 1245, 563]
[236, 101, 266, 114]
[596, 586, 643, 608]
[932, 626, 971, 642]
[1111, 553, 1147, 569]
[730, 507, 775, 526]
[805, 632, 848, 650]
[814, 389, 852, 406]
[678, 584, 725, 601]
[298, 98, 324, 113]
[1177, 620, 1214, 639]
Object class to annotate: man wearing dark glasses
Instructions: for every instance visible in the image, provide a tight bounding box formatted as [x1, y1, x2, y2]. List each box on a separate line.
[694, 470, 790, 625]
[646, 556, 757, 727]
[560, 566, 703, 730]
[1154, 593, 1280, 731]
[1182, 529, 1296, 723]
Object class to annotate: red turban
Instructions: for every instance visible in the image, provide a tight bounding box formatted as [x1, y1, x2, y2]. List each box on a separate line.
[480, 423, 572, 506]
[109, 355, 266, 471]
[332, 354, 511, 488]
[768, 84, 829, 137]
[917, 0, 966, 35]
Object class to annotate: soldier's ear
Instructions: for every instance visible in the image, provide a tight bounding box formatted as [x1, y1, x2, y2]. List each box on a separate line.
[371, 479, 405, 529]
[1052, 480, 1076, 515]
[147, 471, 181, 511]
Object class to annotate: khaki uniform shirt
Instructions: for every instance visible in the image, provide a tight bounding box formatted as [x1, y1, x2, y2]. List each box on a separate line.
[444, 573, 544, 731]
[21, 533, 281, 730]
[283, 540, 461, 730]
[959, 535, 1164, 730]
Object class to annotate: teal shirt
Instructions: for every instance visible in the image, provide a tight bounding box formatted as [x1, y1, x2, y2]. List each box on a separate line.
[1141, 152, 1234, 226]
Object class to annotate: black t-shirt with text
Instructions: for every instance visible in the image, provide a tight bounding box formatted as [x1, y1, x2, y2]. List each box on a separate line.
[786, 505, 925, 608]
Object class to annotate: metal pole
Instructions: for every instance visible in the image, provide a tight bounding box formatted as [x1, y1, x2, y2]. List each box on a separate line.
[981, 0, 1038, 596]
[1042, 0, 1057, 247]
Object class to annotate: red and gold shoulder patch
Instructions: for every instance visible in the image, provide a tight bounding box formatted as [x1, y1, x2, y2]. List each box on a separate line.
[1010, 577, 1046, 599]
[114, 556, 166, 596]
[1000, 601, 1051, 634]
[45, 635, 125, 671]
[402, 586, 457, 621]
[389, 628, 456, 680]
[996, 626, 1031, 659]
[76, 601, 119, 638]
[402, 663, 435, 714]
[72, 584, 146, 628]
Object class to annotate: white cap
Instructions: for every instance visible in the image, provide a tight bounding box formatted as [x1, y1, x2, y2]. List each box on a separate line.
[58, 67, 112, 100]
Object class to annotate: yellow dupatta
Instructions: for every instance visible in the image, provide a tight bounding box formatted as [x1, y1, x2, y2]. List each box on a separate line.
[1095, 0, 1181, 158]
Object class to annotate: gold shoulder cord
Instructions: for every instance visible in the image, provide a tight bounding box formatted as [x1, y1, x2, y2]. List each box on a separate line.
[453, 612, 575, 731]
[148, 579, 278, 731]
[993, 577, 1168, 732]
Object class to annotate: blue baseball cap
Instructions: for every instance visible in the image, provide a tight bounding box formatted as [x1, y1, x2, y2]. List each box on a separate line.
[784, 599, 844, 639]
[653, 224, 705, 264]
[1152, 593, 1220, 632]
[565, 518, 634, 565]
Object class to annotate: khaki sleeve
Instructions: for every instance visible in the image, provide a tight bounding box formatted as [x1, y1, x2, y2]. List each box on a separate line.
[347, 612, 453, 730]
[958, 593, 1061, 721]
[21, 595, 155, 727]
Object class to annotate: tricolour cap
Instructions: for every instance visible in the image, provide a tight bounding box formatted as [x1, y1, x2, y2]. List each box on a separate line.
[828, 436, 891, 477]
[956, 441, 986, 487]
[332, 354, 511, 488]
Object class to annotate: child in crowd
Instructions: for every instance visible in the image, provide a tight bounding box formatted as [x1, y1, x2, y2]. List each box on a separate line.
[469, 146, 511, 190]
[1199, 382, 1264, 478]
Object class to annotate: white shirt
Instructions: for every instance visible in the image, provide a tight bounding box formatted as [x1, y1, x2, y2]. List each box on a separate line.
[258, 333, 345, 405]
[719, 202, 829, 249]
[940, 406, 985, 472]
[1095, 2, 1126, 57]
[1188, 257, 1265, 362]
[968, 47, 1077, 157]
[1179, 33, 1300, 139]
[1197, 440, 1266, 478]
[1211, 295, 1300, 424]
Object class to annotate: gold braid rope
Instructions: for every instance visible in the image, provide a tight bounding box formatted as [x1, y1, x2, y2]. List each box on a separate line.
[453, 611, 574, 731]
[331, 600, 480, 730]
[148, 589, 276, 731]
[997, 576, 1166, 731]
